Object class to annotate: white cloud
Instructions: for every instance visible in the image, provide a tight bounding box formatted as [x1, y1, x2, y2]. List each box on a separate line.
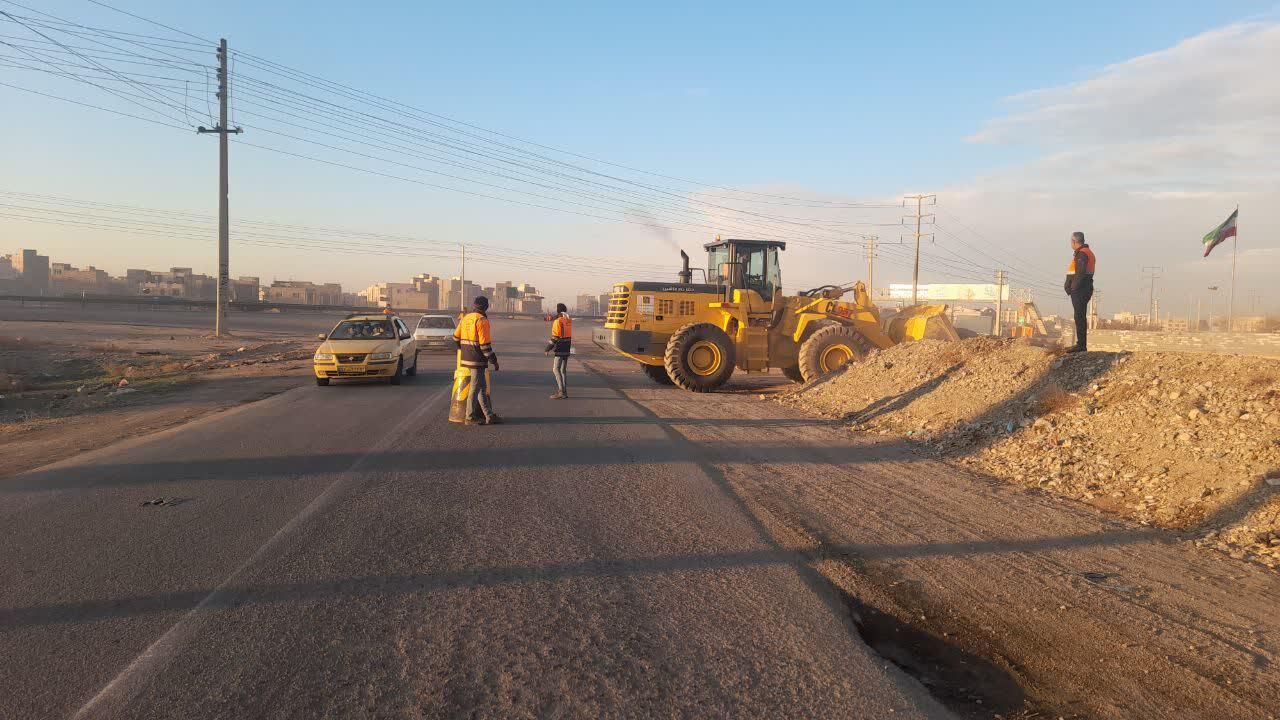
[967, 23, 1280, 193]
[928, 21, 1280, 314]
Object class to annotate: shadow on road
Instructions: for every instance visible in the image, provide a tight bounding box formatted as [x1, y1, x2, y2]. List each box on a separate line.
[0, 528, 1155, 630]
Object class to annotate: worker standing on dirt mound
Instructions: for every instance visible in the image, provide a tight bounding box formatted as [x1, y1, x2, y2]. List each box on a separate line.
[1064, 231, 1096, 353]
[545, 302, 572, 399]
[454, 296, 502, 425]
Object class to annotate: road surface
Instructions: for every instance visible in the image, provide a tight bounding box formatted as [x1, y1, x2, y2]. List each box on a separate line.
[0, 319, 950, 719]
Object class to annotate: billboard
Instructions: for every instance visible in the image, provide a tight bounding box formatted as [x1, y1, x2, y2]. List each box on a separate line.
[885, 283, 1010, 302]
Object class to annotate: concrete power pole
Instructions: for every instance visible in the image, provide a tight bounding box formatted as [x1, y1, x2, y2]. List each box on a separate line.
[993, 269, 1006, 336]
[865, 235, 877, 299]
[1141, 266, 1163, 329]
[902, 195, 936, 305]
[196, 39, 242, 337]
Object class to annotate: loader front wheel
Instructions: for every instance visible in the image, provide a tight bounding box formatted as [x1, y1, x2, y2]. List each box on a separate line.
[799, 324, 869, 383]
[665, 323, 735, 392]
[781, 365, 805, 384]
[641, 362, 675, 386]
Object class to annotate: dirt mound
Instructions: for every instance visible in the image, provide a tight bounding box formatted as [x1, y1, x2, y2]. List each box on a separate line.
[780, 337, 1280, 568]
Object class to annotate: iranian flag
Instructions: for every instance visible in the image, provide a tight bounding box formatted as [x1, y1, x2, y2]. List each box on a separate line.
[1202, 208, 1237, 257]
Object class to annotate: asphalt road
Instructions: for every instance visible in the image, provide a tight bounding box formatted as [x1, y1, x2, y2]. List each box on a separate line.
[0, 319, 950, 719]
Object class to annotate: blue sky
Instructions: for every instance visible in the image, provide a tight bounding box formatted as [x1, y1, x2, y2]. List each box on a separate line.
[3, 0, 1278, 314]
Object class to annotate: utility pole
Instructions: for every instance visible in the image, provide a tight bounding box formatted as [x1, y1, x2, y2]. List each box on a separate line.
[1089, 290, 1101, 330]
[1196, 297, 1201, 333]
[865, 235, 877, 298]
[1141, 265, 1162, 329]
[196, 39, 242, 337]
[993, 269, 1007, 336]
[902, 194, 936, 305]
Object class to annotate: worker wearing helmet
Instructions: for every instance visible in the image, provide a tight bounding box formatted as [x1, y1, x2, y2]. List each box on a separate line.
[454, 296, 502, 425]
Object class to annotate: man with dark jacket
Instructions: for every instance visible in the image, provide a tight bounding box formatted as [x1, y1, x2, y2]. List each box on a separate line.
[454, 296, 502, 425]
[1064, 231, 1096, 353]
[545, 303, 572, 399]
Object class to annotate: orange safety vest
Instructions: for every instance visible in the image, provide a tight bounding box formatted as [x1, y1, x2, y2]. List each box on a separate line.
[549, 314, 573, 356]
[453, 311, 495, 368]
[1067, 245, 1096, 275]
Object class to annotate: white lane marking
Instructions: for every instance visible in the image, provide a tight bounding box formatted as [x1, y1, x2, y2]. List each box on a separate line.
[72, 384, 452, 719]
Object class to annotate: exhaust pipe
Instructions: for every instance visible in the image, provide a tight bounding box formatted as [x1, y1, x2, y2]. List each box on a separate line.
[677, 250, 692, 284]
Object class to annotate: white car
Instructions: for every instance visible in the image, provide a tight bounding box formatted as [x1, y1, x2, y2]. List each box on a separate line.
[414, 314, 458, 352]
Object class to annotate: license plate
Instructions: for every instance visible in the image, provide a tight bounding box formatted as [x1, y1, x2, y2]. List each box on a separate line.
[337, 368, 364, 375]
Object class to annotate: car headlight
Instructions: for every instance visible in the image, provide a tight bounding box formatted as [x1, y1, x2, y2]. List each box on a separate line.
[369, 352, 393, 360]
[314, 353, 333, 361]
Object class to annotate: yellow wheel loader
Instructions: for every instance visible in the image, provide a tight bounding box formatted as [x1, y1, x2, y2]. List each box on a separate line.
[601, 238, 959, 392]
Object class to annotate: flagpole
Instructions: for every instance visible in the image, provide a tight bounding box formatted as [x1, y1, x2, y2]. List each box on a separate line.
[1229, 205, 1238, 332]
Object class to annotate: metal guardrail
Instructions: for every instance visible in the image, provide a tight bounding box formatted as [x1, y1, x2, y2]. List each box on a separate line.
[0, 293, 604, 320]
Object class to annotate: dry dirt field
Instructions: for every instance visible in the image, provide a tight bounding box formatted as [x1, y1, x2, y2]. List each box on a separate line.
[0, 319, 314, 478]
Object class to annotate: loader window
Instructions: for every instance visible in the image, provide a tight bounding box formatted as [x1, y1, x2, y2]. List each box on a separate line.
[740, 246, 780, 300]
[707, 246, 729, 283]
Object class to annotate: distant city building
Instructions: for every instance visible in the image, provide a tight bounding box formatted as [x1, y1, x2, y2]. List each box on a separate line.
[0, 254, 19, 281]
[5, 249, 50, 293]
[230, 276, 260, 303]
[492, 281, 517, 313]
[1112, 311, 1136, 325]
[1232, 316, 1266, 333]
[411, 273, 442, 310]
[50, 262, 114, 294]
[264, 280, 345, 305]
[361, 281, 430, 310]
[1162, 317, 1189, 333]
[576, 293, 599, 315]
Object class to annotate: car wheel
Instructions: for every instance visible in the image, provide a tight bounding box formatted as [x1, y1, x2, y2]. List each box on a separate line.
[390, 358, 403, 385]
[316, 377, 330, 386]
[406, 352, 418, 376]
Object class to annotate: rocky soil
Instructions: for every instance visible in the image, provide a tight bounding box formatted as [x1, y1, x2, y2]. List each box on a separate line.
[779, 337, 1280, 569]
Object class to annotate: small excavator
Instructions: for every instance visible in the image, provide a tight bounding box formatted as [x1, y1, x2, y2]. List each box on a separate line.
[601, 237, 959, 392]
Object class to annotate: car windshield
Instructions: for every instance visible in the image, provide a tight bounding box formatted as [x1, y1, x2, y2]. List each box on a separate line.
[329, 319, 394, 340]
[418, 316, 455, 329]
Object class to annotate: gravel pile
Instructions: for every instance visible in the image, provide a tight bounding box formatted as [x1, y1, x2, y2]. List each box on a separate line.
[780, 337, 1280, 568]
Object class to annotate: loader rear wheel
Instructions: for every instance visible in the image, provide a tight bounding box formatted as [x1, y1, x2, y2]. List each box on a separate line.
[641, 362, 675, 386]
[798, 324, 870, 383]
[665, 323, 735, 392]
[781, 365, 805, 383]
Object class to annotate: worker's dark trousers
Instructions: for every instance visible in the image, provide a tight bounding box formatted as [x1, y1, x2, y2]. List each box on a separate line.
[1070, 283, 1093, 350]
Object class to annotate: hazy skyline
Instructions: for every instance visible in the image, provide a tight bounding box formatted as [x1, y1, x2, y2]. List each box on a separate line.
[2, 0, 1277, 316]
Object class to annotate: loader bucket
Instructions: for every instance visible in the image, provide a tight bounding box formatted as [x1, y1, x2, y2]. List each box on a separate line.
[885, 304, 961, 344]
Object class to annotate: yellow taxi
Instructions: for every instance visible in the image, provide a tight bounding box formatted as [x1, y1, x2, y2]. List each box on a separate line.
[313, 311, 418, 386]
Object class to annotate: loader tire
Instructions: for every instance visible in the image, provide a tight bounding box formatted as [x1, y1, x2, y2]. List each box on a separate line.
[641, 362, 675, 386]
[664, 323, 735, 393]
[798, 324, 870, 383]
[781, 365, 805, 384]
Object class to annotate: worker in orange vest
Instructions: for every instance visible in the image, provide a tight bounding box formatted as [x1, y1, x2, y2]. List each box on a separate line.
[453, 296, 502, 425]
[1064, 231, 1097, 353]
[545, 303, 572, 399]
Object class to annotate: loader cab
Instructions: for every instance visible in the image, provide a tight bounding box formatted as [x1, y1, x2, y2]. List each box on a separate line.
[706, 239, 785, 301]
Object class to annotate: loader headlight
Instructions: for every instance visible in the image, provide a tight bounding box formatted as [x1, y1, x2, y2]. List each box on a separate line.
[369, 352, 393, 360]
[314, 353, 333, 361]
